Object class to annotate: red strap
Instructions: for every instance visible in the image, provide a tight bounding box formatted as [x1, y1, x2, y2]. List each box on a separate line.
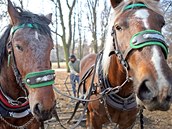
[0, 90, 29, 109]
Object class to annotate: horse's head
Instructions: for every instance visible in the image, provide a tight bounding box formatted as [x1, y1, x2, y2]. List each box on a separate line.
[6, 0, 55, 120]
[107, 0, 172, 111]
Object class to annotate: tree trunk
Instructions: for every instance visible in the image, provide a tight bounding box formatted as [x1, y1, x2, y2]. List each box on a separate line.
[63, 43, 70, 72]
[72, 14, 76, 54]
[55, 3, 60, 68]
[86, 0, 98, 53]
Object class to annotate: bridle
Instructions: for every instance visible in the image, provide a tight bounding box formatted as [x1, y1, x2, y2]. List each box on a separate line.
[110, 3, 169, 69]
[101, 3, 169, 128]
[0, 23, 55, 128]
[7, 23, 55, 101]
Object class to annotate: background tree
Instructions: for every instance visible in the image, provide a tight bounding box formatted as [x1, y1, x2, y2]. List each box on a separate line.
[161, 0, 172, 56]
[51, 0, 61, 68]
[100, 1, 111, 50]
[86, 0, 99, 53]
[51, 0, 77, 72]
[71, 10, 76, 55]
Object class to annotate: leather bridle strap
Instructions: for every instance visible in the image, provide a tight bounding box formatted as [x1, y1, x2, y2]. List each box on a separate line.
[110, 3, 169, 69]
[8, 23, 55, 89]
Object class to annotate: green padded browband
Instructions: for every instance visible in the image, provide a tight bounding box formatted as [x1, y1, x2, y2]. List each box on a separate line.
[124, 3, 147, 11]
[23, 70, 55, 88]
[11, 23, 39, 36]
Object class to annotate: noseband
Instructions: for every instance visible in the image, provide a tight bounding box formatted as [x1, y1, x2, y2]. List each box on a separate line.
[8, 23, 55, 94]
[110, 3, 169, 69]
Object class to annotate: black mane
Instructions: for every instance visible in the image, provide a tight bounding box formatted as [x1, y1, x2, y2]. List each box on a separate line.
[0, 7, 52, 68]
[0, 25, 11, 68]
[17, 7, 51, 36]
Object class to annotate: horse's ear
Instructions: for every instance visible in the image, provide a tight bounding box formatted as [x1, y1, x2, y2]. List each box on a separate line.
[45, 13, 52, 24]
[110, 0, 122, 8]
[7, 0, 20, 25]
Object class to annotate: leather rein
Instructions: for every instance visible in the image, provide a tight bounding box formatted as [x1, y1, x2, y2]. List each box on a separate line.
[43, 3, 169, 129]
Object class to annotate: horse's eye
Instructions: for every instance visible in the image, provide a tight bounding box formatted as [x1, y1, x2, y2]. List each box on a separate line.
[161, 22, 165, 28]
[15, 45, 23, 51]
[115, 25, 122, 31]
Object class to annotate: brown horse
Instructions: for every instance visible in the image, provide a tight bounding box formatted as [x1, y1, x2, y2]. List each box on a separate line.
[80, 0, 172, 129]
[0, 0, 55, 129]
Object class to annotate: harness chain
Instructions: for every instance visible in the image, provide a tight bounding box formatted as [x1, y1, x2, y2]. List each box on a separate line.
[0, 113, 35, 129]
[69, 53, 102, 129]
[53, 3, 170, 128]
[139, 109, 144, 129]
[103, 97, 113, 123]
[53, 51, 137, 128]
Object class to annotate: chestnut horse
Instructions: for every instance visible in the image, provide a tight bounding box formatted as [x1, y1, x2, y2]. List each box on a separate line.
[80, 0, 172, 129]
[0, 0, 55, 129]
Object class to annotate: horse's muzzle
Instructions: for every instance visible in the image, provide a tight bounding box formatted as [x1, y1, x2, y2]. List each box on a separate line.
[137, 80, 172, 111]
[33, 101, 56, 121]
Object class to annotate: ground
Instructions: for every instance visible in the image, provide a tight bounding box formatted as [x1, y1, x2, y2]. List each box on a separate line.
[46, 63, 172, 129]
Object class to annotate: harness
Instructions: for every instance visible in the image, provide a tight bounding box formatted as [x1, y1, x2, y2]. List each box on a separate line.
[98, 53, 137, 111]
[65, 3, 169, 129]
[0, 23, 55, 128]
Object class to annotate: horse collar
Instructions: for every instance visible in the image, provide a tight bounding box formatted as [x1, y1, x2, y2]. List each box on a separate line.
[98, 53, 137, 110]
[0, 86, 30, 118]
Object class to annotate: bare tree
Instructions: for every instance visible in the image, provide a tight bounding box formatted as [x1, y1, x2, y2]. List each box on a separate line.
[77, 1, 83, 59]
[51, 0, 61, 68]
[51, 0, 77, 72]
[86, 0, 99, 53]
[161, 0, 172, 56]
[18, 0, 23, 9]
[71, 12, 76, 54]
[100, 1, 111, 50]
[0, 0, 7, 20]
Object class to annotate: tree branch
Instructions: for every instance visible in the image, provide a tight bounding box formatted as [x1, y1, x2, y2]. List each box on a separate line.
[66, 0, 71, 9]
[51, 30, 63, 38]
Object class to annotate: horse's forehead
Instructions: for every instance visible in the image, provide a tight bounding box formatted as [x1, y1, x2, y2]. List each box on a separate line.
[133, 9, 150, 28]
[134, 9, 150, 19]
[15, 29, 49, 43]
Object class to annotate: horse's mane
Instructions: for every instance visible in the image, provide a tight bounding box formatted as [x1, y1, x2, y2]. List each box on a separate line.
[0, 7, 52, 69]
[0, 25, 12, 68]
[102, 0, 163, 76]
[16, 7, 51, 36]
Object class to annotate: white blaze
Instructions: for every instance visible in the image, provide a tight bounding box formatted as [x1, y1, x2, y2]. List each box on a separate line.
[134, 9, 150, 29]
[35, 31, 39, 40]
[151, 46, 167, 90]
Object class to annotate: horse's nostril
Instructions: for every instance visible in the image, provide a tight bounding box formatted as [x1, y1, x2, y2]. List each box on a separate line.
[138, 80, 154, 101]
[166, 96, 171, 102]
[33, 103, 42, 115]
